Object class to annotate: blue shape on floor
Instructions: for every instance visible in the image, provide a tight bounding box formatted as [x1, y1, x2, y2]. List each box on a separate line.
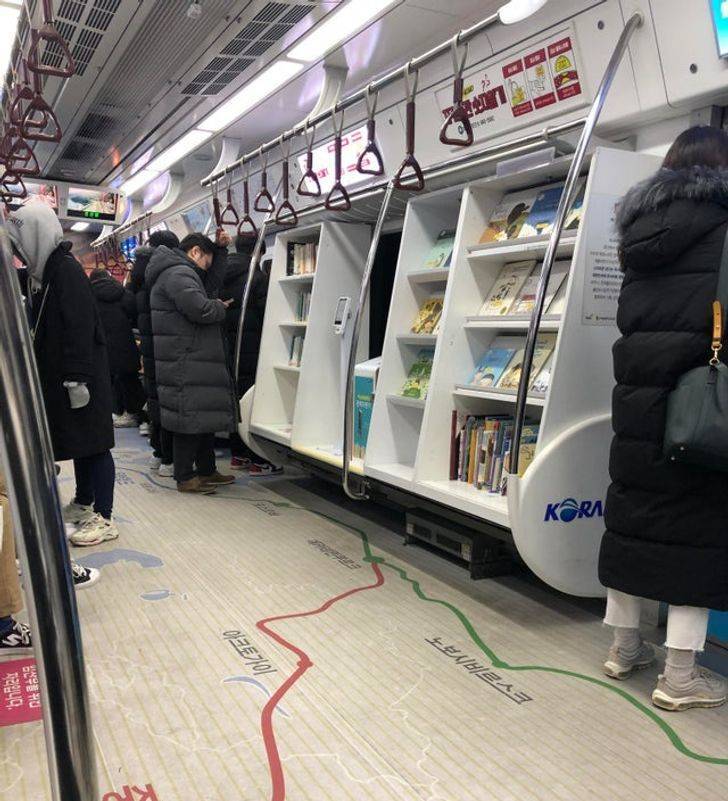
[223, 676, 290, 717]
[140, 589, 189, 602]
[76, 548, 163, 569]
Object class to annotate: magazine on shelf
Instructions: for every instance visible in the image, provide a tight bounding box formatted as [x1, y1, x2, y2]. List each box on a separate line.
[478, 261, 535, 316]
[510, 260, 570, 316]
[479, 190, 536, 243]
[496, 333, 556, 391]
[399, 349, 434, 400]
[411, 295, 444, 334]
[514, 178, 586, 239]
[530, 355, 553, 394]
[422, 229, 456, 270]
[468, 337, 519, 387]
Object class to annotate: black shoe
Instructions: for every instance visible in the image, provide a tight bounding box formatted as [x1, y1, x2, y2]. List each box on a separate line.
[71, 561, 101, 590]
[0, 621, 33, 655]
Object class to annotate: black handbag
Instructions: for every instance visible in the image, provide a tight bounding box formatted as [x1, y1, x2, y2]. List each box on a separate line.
[664, 228, 728, 471]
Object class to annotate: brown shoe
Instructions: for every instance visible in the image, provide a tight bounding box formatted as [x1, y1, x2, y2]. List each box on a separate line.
[199, 471, 236, 486]
[177, 477, 217, 494]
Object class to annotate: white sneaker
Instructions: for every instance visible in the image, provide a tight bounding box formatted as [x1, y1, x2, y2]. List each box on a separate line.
[70, 513, 119, 547]
[158, 463, 174, 478]
[148, 455, 162, 470]
[71, 561, 101, 589]
[113, 412, 137, 428]
[653, 667, 728, 711]
[603, 642, 656, 680]
[62, 500, 94, 527]
[139, 422, 150, 437]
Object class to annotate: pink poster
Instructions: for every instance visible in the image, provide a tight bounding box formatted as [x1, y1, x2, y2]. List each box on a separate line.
[524, 48, 557, 109]
[502, 59, 534, 117]
[0, 658, 42, 727]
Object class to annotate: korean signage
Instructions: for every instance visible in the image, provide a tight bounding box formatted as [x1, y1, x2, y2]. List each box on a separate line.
[435, 26, 587, 146]
[582, 193, 623, 326]
[296, 123, 375, 195]
[0, 658, 42, 728]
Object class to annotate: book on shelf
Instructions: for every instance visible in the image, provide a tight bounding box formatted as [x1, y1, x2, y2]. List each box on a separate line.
[422, 229, 456, 270]
[288, 334, 305, 366]
[353, 357, 382, 460]
[468, 337, 519, 387]
[296, 289, 312, 322]
[496, 332, 556, 391]
[411, 295, 444, 334]
[509, 259, 570, 316]
[546, 278, 568, 316]
[564, 179, 587, 231]
[479, 190, 536, 243]
[530, 355, 553, 394]
[399, 348, 434, 400]
[286, 241, 318, 276]
[478, 260, 535, 316]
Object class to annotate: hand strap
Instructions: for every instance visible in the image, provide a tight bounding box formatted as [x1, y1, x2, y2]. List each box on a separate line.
[296, 121, 321, 197]
[356, 84, 384, 176]
[439, 36, 474, 148]
[254, 149, 275, 213]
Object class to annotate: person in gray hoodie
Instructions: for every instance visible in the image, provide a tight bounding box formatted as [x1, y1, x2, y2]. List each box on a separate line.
[147, 232, 236, 493]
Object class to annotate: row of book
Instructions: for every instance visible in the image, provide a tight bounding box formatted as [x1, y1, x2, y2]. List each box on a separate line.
[479, 260, 568, 318]
[295, 290, 311, 322]
[450, 413, 539, 493]
[399, 348, 433, 400]
[467, 334, 555, 394]
[286, 242, 318, 275]
[288, 335, 305, 367]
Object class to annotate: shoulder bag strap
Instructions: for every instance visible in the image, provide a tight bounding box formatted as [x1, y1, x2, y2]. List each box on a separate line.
[30, 284, 50, 342]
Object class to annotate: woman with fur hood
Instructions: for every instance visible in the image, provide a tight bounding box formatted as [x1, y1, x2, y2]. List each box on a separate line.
[599, 126, 728, 711]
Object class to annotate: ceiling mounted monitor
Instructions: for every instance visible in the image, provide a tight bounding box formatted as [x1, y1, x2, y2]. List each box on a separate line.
[67, 187, 119, 221]
[711, 0, 728, 57]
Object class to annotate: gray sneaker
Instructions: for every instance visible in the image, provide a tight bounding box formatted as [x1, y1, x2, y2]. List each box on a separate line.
[603, 642, 656, 680]
[652, 667, 728, 711]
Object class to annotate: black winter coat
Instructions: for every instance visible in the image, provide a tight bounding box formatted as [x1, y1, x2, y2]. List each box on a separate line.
[31, 243, 114, 460]
[148, 246, 235, 435]
[129, 246, 159, 421]
[89, 271, 139, 376]
[220, 253, 269, 396]
[599, 166, 728, 610]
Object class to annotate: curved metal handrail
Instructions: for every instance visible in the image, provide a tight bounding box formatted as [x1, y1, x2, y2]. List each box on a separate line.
[0, 226, 97, 800]
[509, 12, 644, 475]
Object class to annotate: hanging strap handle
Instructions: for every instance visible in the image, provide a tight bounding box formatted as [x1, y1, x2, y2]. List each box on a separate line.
[220, 175, 239, 227]
[20, 65, 62, 142]
[237, 163, 258, 239]
[324, 108, 351, 211]
[27, 0, 76, 79]
[393, 63, 425, 192]
[254, 148, 275, 213]
[439, 35, 474, 147]
[212, 179, 223, 230]
[1, 170, 27, 202]
[356, 84, 384, 176]
[275, 135, 298, 227]
[7, 133, 40, 176]
[296, 121, 321, 197]
[10, 61, 44, 128]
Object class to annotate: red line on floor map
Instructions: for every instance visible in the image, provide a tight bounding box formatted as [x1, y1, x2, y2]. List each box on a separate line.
[256, 562, 386, 801]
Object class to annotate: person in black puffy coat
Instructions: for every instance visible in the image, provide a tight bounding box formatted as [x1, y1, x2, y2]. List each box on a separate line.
[89, 268, 145, 426]
[599, 126, 728, 712]
[129, 231, 179, 471]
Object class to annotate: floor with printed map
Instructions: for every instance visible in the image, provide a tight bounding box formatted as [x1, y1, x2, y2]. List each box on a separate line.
[1, 430, 728, 801]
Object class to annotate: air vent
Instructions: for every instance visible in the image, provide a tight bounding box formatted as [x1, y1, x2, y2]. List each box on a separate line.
[244, 40, 274, 58]
[280, 6, 311, 25]
[60, 139, 106, 162]
[86, 0, 121, 32]
[58, 0, 87, 23]
[76, 111, 114, 139]
[254, 2, 289, 23]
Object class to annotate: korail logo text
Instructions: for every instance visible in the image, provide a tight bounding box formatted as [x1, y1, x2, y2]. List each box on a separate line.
[544, 498, 604, 523]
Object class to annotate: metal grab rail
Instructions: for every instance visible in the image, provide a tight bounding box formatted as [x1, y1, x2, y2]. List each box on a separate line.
[0, 227, 97, 800]
[509, 11, 643, 475]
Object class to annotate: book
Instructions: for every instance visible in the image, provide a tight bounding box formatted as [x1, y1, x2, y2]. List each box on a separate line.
[479, 190, 536, 243]
[453, 413, 517, 493]
[496, 333, 556, 391]
[547, 278, 568, 316]
[411, 295, 444, 334]
[564, 179, 587, 231]
[478, 261, 535, 316]
[519, 178, 586, 238]
[399, 349, 434, 400]
[530, 355, 553, 394]
[287, 241, 319, 275]
[353, 358, 381, 459]
[422, 229, 456, 270]
[510, 259, 569, 316]
[468, 339, 519, 387]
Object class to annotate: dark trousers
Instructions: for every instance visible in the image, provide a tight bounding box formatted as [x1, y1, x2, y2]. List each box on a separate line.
[173, 433, 216, 483]
[74, 450, 115, 519]
[150, 420, 174, 464]
[230, 430, 256, 460]
[113, 372, 146, 416]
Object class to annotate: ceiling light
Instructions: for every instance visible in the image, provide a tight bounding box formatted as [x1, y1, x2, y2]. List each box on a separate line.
[70, 222, 91, 231]
[120, 168, 160, 197]
[498, 0, 549, 25]
[147, 129, 212, 173]
[288, 0, 398, 62]
[0, 4, 21, 79]
[198, 60, 304, 132]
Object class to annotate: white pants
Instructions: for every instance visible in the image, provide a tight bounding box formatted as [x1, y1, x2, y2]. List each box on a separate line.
[604, 588, 710, 652]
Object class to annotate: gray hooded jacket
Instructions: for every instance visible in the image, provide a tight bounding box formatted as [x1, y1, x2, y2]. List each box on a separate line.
[147, 246, 235, 435]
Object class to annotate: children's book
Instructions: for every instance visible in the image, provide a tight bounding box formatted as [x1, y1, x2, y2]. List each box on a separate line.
[399, 349, 434, 399]
[411, 296, 444, 334]
[564, 178, 587, 231]
[422, 229, 456, 269]
[519, 178, 586, 238]
[478, 261, 535, 316]
[547, 277, 569, 316]
[530, 355, 553, 394]
[510, 260, 569, 316]
[468, 339, 519, 387]
[479, 190, 536, 243]
[496, 333, 556, 391]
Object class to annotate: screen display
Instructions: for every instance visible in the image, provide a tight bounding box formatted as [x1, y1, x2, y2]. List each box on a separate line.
[120, 236, 137, 261]
[5, 181, 58, 212]
[296, 124, 373, 195]
[67, 187, 118, 221]
[181, 201, 212, 234]
[711, 0, 728, 57]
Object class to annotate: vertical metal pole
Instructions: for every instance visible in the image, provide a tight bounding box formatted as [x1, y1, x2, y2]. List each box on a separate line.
[342, 180, 396, 499]
[0, 227, 98, 800]
[509, 12, 643, 474]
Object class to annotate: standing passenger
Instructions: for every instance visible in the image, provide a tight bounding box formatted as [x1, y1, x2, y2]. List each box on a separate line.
[6, 204, 119, 547]
[600, 126, 728, 711]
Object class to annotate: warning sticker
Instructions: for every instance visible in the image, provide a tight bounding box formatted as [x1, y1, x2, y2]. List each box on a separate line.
[0, 658, 42, 728]
[524, 48, 556, 109]
[548, 37, 582, 101]
[502, 59, 533, 117]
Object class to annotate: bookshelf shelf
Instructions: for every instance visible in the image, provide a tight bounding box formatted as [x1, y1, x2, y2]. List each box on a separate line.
[279, 321, 308, 329]
[249, 422, 293, 447]
[293, 444, 364, 476]
[407, 268, 450, 284]
[464, 315, 560, 331]
[418, 480, 510, 528]
[366, 462, 415, 490]
[453, 385, 546, 407]
[387, 393, 426, 410]
[397, 333, 438, 346]
[274, 364, 301, 374]
[466, 234, 578, 262]
[279, 273, 315, 284]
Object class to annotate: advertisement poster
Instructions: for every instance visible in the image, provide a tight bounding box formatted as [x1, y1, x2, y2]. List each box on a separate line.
[67, 187, 118, 221]
[0, 659, 42, 728]
[296, 123, 373, 194]
[581, 193, 623, 326]
[435, 25, 587, 146]
[4, 181, 58, 212]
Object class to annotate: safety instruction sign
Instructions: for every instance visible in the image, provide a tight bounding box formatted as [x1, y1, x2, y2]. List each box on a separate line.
[582, 192, 623, 326]
[435, 24, 587, 146]
[0, 658, 42, 728]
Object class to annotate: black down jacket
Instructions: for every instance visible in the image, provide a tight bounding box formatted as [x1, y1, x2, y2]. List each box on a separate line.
[89, 270, 139, 376]
[220, 252, 269, 396]
[31, 243, 114, 460]
[599, 165, 728, 610]
[129, 246, 159, 421]
[147, 246, 235, 435]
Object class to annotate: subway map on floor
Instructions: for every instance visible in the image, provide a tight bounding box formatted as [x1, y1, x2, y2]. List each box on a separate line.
[1, 436, 727, 801]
